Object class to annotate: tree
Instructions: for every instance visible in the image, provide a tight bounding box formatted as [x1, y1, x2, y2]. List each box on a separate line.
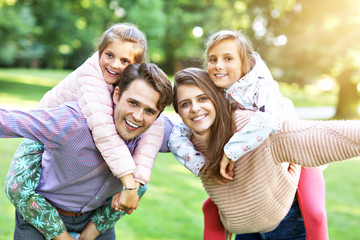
[268, 0, 360, 118]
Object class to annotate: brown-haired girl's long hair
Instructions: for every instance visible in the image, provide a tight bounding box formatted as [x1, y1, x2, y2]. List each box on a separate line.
[173, 68, 237, 179]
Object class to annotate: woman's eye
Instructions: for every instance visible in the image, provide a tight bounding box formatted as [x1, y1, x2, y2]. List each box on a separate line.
[199, 97, 207, 101]
[180, 102, 189, 108]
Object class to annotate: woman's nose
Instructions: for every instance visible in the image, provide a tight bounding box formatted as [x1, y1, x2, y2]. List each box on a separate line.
[191, 102, 200, 112]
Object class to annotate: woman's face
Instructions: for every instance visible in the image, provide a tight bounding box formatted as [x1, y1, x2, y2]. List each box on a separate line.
[176, 84, 216, 135]
[99, 39, 136, 85]
[207, 39, 244, 89]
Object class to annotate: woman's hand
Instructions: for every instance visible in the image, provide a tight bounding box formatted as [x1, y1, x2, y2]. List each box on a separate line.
[219, 153, 235, 180]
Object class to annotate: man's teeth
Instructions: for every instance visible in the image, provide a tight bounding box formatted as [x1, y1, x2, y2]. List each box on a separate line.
[126, 120, 140, 128]
[193, 115, 206, 121]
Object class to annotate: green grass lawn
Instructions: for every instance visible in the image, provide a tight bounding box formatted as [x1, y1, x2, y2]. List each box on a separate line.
[0, 68, 359, 239]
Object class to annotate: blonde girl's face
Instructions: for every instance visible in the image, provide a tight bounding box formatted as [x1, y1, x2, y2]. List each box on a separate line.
[207, 39, 245, 90]
[177, 84, 216, 135]
[99, 39, 136, 85]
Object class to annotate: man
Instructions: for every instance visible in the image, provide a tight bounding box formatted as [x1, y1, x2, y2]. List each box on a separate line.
[1, 63, 173, 240]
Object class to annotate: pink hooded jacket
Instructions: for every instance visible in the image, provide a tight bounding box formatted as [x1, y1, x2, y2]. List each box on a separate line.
[38, 51, 164, 184]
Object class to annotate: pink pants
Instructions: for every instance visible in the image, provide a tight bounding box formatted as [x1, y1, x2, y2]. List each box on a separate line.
[202, 167, 328, 240]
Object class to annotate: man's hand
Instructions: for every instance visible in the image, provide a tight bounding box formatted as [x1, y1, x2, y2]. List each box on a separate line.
[219, 153, 235, 180]
[79, 221, 100, 240]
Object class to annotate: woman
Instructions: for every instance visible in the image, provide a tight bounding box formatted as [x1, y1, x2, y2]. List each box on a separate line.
[170, 67, 360, 239]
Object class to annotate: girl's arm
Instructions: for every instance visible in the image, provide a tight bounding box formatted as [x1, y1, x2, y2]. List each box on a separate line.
[224, 77, 296, 161]
[168, 123, 205, 176]
[131, 115, 164, 184]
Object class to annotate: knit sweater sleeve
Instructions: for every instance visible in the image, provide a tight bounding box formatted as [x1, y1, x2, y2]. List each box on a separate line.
[232, 110, 360, 167]
[270, 118, 360, 167]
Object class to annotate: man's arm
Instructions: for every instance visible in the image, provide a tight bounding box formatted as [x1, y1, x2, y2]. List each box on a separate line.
[0, 105, 82, 148]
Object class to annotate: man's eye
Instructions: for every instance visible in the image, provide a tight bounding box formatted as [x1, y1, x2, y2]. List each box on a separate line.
[145, 109, 155, 115]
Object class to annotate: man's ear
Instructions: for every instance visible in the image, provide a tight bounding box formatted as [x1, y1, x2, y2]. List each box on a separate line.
[113, 86, 120, 104]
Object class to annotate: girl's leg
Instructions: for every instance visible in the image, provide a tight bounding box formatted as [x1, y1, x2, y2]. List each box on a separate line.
[203, 197, 226, 240]
[5, 139, 66, 239]
[296, 167, 329, 240]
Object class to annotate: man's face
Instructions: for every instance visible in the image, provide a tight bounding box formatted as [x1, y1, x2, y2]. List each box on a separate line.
[113, 79, 161, 140]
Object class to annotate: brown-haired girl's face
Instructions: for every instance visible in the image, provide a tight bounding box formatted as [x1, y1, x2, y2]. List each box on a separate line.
[99, 39, 136, 85]
[176, 84, 216, 135]
[207, 39, 244, 89]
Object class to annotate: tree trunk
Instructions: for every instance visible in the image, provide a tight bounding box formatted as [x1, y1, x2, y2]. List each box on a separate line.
[334, 68, 359, 119]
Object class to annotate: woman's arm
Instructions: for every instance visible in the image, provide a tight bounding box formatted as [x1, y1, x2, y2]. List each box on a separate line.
[271, 118, 360, 166]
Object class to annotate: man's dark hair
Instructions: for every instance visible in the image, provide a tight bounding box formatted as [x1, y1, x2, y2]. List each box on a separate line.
[115, 63, 172, 112]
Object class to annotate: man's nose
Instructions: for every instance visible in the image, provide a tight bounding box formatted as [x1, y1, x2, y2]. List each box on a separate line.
[132, 109, 143, 121]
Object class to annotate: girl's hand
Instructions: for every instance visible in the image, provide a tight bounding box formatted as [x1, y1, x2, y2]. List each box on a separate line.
[79, 221, 100, 240]
[53, 231, 76, 240]
[212, 175, 231, 185]
[219, 153, 235, 180]
[111, 182, 140, 215]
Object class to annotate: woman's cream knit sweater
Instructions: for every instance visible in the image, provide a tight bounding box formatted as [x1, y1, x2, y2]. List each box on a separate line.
[192, 110, 360, 234]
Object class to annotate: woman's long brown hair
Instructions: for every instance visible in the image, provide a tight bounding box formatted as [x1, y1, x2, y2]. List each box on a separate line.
[173, 68, 237, 179]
